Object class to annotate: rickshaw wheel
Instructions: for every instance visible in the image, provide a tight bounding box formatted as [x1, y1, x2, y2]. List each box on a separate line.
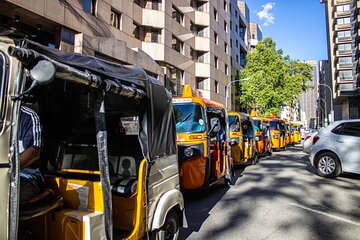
[154, 210, 179, 240]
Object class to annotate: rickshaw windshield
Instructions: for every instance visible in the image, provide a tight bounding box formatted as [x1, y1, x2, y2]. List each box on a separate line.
[270, 121, 279, 130]
[229, 115, 240, 132]
[174, 103, 205, 133]
[254, 120, 261, 132]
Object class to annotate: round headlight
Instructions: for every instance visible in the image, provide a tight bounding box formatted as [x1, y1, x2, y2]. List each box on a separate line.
[184, 147, 194, 157]
[274, 135, 279, 139]
[255, 137, 260, 141]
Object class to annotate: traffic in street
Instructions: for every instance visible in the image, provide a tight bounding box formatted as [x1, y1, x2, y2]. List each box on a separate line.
[181, 145, 360, 240]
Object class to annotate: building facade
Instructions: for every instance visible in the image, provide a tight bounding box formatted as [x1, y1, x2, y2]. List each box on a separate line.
[249, 22, 263, 50]
[0, 0, 259, 109]
[321, 0, 360, 120]
[299, 61, 319, 129]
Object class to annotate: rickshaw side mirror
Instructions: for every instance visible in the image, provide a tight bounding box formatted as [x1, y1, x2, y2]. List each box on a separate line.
[30, 60, 56, 85]
[208, 117, 220, 135]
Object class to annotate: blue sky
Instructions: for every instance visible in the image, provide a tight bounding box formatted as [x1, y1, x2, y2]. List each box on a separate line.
[245, 0, 328, 61]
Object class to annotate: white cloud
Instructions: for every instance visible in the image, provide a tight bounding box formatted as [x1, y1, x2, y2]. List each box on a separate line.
[257, 2, 275, 26]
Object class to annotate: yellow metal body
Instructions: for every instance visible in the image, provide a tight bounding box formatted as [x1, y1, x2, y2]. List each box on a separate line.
[174, 85, 228, 190]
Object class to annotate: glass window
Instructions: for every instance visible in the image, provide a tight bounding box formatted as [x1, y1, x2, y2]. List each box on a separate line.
[215, 56, 218, 68]
[254, 120, 261, 132]
[110, 9, 121, 30]
[342, 122, 360, 137]
[224, 21, 227, 32]
[338, 30, 351, 38]
[337, 4, 350, 12]
[339, 83, 354, 91]
[270, 121, 279, 130]
[229, 115, 240, 132]
[0, 51, 8, 132]
[172, 5, 184, 25]
[83, 0, 96, 15]
[224, 42, 228, 53]
[215, 80, 219, 93]
[214, 32, 218, 45]
[338, 43, 351, 51]
[214, 8, 218, 21]
[337, 17, 351, 25]
[174, 104, 206, 133]
[196, 77, 206, 89]
[339, 70, 353, 80]
[339, 57, 352, 64]
[224, 0, 227, 11]
[225, 64, 228, 75]
[172, 35, 183, 53]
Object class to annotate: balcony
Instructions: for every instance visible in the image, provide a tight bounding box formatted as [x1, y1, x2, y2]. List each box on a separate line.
[194, 36, 210, 51]
[195, 62, 211, 77]
[337, 75, 353, 82]
[142, 9, 165, 28]
[335, 23, 352, 31]
[336, 49, 352, 56]
[335, 0, 351, 4]
[338, 83, 354, 91]
[194, 10, 210, 26]
[335, 36, 352, 44]
[334, 10, 351, 18]
[336, 62, 353, 70]
[141, 42, 165, 61]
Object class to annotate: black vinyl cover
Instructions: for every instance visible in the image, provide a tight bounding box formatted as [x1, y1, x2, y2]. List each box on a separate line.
[13, 38, 177, 161]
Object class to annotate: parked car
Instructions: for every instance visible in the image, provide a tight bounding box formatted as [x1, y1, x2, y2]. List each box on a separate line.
[309, 119, 360, 178]
[302, 130, 319, 154]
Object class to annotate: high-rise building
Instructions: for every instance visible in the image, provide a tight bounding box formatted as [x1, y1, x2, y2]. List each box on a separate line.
[0, 0, 258, 109]
[300, 61, 319, 129]
[321, 0, 360, 120]
[249, 22, 263, 50]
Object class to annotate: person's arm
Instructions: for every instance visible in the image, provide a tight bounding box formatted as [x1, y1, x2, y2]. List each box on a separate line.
[20, 146, 40, 169]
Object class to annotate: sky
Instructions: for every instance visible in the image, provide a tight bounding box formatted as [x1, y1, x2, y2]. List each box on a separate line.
[245, 0, 328, 61]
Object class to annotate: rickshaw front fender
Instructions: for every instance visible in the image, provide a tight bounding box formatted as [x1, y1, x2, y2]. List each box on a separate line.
[151, 189, 187, 230]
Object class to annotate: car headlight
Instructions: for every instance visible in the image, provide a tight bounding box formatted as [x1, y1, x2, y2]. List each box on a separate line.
[273, 135, 278, 139]
[184, 147, 194, 157]
[255, 137, 260, 141]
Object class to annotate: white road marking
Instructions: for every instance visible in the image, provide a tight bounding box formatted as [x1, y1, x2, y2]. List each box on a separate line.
[290, 202, 360, 227]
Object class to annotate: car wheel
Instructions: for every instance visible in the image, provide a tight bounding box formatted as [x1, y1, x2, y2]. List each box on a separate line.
[153, 211, 179, 240]
[316, 152, 341, 178]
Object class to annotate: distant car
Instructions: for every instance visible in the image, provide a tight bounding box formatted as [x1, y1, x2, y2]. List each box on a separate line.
[302, 131, 318, 154]
[309, 119, 360, 178]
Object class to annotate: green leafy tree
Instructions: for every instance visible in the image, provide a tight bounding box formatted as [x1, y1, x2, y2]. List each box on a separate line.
[238, 37, 313, 117]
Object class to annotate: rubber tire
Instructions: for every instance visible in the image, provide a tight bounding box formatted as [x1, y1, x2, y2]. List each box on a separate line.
[315, 152, 341, 178]
[153, 211, 180, 240]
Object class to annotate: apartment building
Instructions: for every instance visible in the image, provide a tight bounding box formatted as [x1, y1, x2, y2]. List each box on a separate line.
[300, 61, 319, 129]
[321, 0, 360, 120]
[0, 0, 257, 109]
[249, 22, 263, 50]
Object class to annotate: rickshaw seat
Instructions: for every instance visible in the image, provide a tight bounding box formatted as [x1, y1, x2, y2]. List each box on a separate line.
[20, 188, 64, 221]
[111, 177, 137, 197]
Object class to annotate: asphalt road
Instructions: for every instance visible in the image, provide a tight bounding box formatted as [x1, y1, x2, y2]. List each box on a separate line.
[179, 145, 360, 240]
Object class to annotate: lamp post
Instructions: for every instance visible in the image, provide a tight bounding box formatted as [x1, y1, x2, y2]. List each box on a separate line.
[317, 83, 334, 122]
[317, 98, 327, 127]
[225, 78, 249, 110]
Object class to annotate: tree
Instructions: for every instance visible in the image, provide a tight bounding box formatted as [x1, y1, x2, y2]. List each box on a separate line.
[238, 37, 313, 117]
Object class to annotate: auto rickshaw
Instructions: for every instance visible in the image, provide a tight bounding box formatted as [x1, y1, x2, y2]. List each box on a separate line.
[283, 119, 294, 146]
[250, 110, 272, 156]
[172, 85, 233, 191]
[269, 114, 287, 150]
[291, 121, 303, 144]
[0, 36, 186, 240]
[228, 112, 258, 166]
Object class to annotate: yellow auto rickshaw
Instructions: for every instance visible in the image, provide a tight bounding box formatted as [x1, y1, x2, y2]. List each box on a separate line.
[0, 36, 186, 240]
[283, 119, 294, 146]
[250, 110, 272, 156]
[173, 85, 233, 191]
[291, 121, 303, 144]
[228, 112, 258, 166]
[269, 114, 287, 150]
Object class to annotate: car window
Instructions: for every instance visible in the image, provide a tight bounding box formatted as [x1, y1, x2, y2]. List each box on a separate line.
[331, 123, 344, 135]
[342, 122, 360, 137]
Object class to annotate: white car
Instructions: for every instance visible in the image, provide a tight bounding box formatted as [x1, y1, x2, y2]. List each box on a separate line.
[309, 119, 360, 178]
[302, 131, 318, 154]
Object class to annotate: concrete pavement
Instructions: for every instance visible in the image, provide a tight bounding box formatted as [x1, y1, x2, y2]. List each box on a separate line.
[180, 145, 360, 240]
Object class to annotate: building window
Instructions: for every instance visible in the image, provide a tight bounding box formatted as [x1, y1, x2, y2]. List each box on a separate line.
[338, 43, 351, 51]
[235, 24, 238, 33]
[172, 35, 183, 53]
[337, 17, 351, 25]
[236, 39, 238, 48]
[60, 27, 75, 45]
[230, 38, 232, 48]
[230, 21, 232, 31]
[215, 56, 219, 68]
[172, 5, 184, 25]
[235, 11, 238, 18]
[225, 42, 228, 53]
[338, 70, 353, 80]
[338, 30, 351, 39]
[224, 21, 227, 32]
[236, 54, 239, 63]
[166, 65, 183, 95]
[110, 9, 121, 30]
[133, 22, 141, 39]
[83, 0, 96, 15]
[134, 0, 142, 7]
[196, 77, 206, 89]
[214, 32, 218, 45]
[214, 8, 218, 21]
[225, 64, 228, 75]
[336, 4, 350, 12]
[215, 80, 219, 93]
[223, 0, 227, 12]
[148, 28, 161, 43]
[338, 57, 352, 64]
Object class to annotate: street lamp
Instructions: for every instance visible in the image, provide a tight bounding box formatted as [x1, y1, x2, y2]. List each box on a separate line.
[225, 78, 249, 110]
[317, 98, 327, 127]
[317, 83, 334, 122]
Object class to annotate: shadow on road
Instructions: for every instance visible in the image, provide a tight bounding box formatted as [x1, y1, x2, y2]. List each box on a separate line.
[180, 144, 360, 240]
